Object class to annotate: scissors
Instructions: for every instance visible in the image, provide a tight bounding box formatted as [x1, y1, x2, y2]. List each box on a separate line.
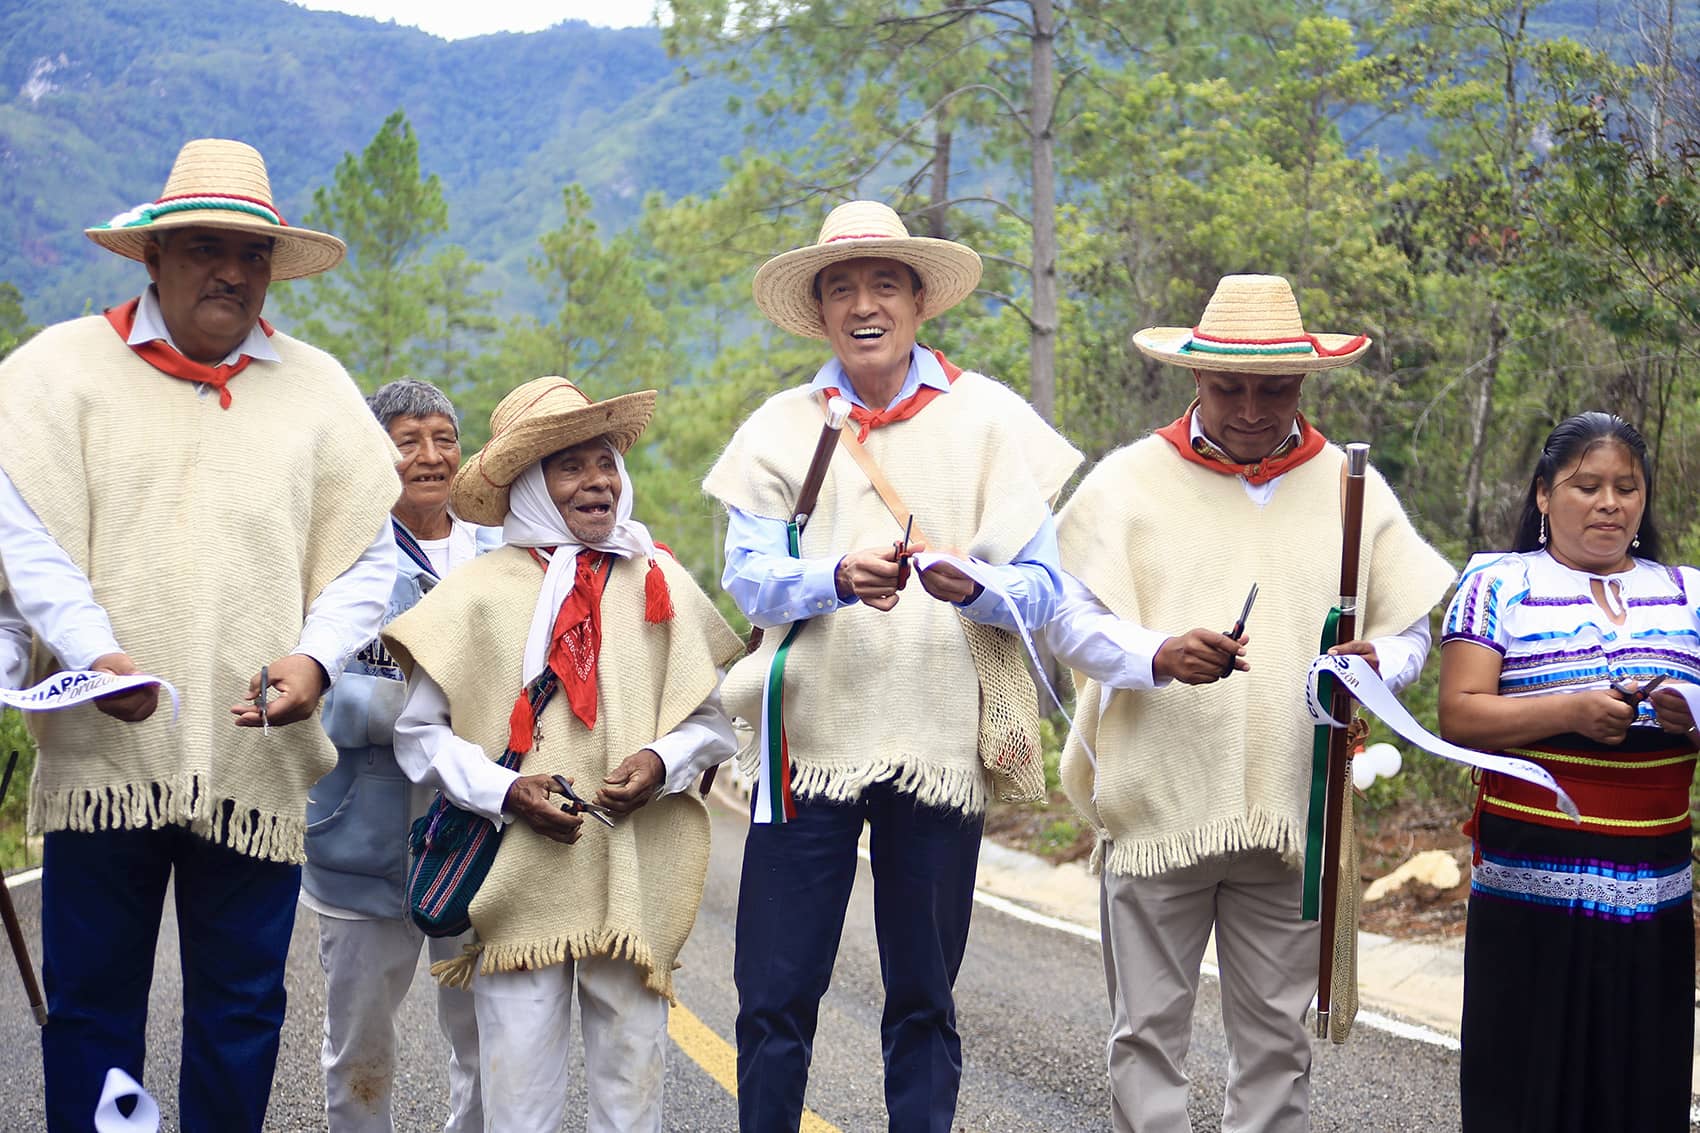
[551, 773, 616, 828]
[1610, 673, 1667, 706]
[257, 664, 271, 736]
[1219, 583, 1258, 680]
[894, 514, 916, 585]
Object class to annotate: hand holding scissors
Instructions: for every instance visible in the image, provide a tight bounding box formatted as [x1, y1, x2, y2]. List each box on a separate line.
[552, 774, 616, 828]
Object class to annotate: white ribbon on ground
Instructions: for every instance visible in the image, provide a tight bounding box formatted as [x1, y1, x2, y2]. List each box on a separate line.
[93, 1068, 159, 1133]
[910, 551, 1097, 767]
[0, 670, 180, 719]
[1304, 652, 1579, 821]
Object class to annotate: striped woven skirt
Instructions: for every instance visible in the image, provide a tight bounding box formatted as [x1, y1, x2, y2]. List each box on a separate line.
[1460, 732, 1696, 1132]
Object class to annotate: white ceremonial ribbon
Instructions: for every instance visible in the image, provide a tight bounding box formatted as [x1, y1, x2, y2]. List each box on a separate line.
[1304, 652, 1579, 821]
[910, 551, 1097, 767]
[93, 1068, 160, 1133]
[1662, 682, 1700, 739]
[0, 670, 180, 720]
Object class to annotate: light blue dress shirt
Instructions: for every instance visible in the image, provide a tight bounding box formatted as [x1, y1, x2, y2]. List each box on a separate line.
[721, 347, 1065, 633]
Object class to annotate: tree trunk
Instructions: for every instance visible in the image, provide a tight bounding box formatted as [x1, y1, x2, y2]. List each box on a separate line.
[1028, 0, 1058, 422]
[1463, 304, 1508, 546]
[927, 124, 953, 239]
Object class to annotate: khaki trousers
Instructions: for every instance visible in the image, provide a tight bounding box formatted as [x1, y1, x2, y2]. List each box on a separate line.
[1100, 850, 1318, 1133]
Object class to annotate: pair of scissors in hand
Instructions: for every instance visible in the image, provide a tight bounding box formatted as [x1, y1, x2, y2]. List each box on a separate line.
[257, 664, 271, 736]
[1610, 673, 1667, 706]
[1219, 583, 1258, 679]
[894, 514, 916, 587]
[551, 774, 616, 827]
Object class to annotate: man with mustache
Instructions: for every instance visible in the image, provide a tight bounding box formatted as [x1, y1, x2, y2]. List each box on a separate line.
[0, 138, 400, 1131]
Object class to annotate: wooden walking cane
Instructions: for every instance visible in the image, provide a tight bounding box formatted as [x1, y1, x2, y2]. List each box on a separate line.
[702, 396, 853, 796]
[1314, 442, 1369, 1041]
[0, 750, 47, 1025]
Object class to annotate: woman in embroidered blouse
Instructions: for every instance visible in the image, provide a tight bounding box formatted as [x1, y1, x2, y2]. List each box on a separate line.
[1440, 411, 1699, 1133]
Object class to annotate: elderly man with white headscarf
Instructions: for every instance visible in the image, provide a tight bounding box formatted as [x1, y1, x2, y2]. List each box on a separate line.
[382, 377, 742, 1133]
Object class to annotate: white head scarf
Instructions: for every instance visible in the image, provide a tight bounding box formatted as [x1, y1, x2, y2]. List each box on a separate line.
[502, 441, 661, 683]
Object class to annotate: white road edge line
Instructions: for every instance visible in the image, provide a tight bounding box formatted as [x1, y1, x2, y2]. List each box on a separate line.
[855, 845, 1463, 1052]
[6, 839, 1476, 1054]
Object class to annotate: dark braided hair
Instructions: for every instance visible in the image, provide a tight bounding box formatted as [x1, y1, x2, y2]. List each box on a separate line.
[1512, 411, 1661, 561]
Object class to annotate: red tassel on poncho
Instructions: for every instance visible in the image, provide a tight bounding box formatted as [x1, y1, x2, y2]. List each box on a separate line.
[507, 692, 536, 755]
[645, 558, 674, 624]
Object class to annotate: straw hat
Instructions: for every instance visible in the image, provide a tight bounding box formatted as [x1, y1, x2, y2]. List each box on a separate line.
[451, 377, 657, 525]
[1133, 275, 1370, 374]
[753, 201, 983, 339]
[84, 139, 345, 281]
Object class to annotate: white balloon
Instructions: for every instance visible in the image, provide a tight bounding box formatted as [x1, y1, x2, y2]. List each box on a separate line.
[1352, 761, 1378, 791]
[1364, 742, 1402, 778]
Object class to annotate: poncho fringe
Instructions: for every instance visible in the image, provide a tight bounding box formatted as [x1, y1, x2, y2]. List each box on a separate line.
[1098, 809, 1306, 879]
[31, 776, 308, 863]
[739, 746, 990, 815]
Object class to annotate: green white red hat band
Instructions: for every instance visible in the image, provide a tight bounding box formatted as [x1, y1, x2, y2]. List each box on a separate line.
[93, 193, 287, 231]
[1180, 329, 1368, 358]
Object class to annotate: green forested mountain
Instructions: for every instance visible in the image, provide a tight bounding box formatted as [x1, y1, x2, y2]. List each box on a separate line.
[0, 0, 750, 321]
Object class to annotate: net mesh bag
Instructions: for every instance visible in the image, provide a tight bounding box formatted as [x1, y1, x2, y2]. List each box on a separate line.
[959, 616, 1045, 803]
[1328, 784, 1361, 1045]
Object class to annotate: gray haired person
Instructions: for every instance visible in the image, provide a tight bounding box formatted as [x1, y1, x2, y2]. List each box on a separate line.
[303, 378, 500, 1133]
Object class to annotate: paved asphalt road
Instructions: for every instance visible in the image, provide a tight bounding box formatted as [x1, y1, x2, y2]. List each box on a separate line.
[0, 803, 1465, 1131]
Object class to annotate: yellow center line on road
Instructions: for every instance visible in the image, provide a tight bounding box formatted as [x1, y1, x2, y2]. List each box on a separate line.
[669, 1001, 842, 1133]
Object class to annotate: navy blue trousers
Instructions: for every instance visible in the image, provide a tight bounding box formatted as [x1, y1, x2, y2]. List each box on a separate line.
[734, 780, 983, 1133]
[40, 824, 301, 1133]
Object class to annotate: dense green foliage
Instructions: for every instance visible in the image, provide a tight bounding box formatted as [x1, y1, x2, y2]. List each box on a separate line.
[3, 0, 1699, 869]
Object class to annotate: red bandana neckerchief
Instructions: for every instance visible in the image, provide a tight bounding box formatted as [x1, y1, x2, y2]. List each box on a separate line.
[104, 297, 274, 410]
[1154, 405, 1328, 486]
[823, 347, 962, 442]
[507, 550, 611, 751]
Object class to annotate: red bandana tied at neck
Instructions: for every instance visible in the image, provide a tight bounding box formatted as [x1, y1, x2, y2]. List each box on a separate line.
[824, 348, 962, 442]
[104, 297, 274, 410]
[509, 550, 611, 751]
[1154, 406, 1328, 486]
[506, 547, 675, 754]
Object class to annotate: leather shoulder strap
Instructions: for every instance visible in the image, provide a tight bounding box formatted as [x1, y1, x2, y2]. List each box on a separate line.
[835, 423, 936, 549]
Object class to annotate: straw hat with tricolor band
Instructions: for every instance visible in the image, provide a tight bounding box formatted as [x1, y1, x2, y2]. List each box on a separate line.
[1133, 274, 1371, 375]
[753, 200, 983, 339]
[85, 138, 345, 281]
[452, 376, 657, 526]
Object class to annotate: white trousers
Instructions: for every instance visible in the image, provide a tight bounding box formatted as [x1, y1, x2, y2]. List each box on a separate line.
[1100, 850, 1319, 1133]
[473, 956, 668, 1133]
[317, 915, 483, 1133]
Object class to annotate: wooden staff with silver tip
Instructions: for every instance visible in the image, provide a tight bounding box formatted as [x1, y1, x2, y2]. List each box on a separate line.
[1315, 441, 1369, 1038]
[793, 396, 853, 530]
[0, 751, 46, 1025]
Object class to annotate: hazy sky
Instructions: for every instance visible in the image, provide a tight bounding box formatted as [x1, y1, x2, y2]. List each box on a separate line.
[290, 0, 658, 40]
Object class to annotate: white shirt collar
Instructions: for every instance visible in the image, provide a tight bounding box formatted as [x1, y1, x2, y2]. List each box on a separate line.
[130, 286, 281, 365]
[806, 345, 949, 411]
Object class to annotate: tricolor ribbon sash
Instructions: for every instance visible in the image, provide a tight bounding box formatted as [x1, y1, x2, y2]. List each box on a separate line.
[0, 670, 180, 719]
[753, 521, 804, 824]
